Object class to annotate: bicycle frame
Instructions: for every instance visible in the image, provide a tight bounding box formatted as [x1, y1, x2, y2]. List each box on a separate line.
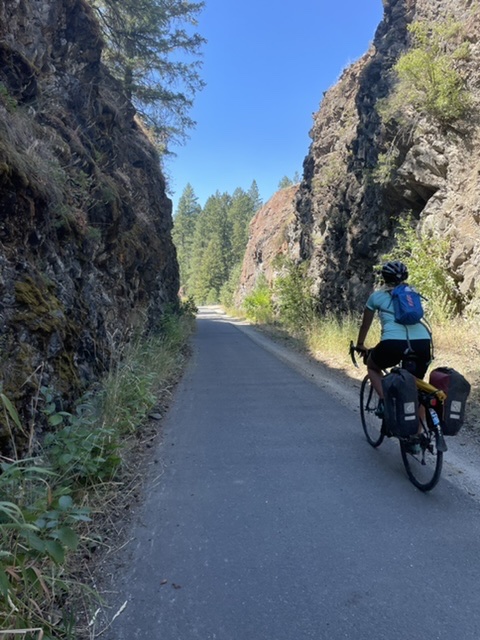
[350, 341, 447, 491]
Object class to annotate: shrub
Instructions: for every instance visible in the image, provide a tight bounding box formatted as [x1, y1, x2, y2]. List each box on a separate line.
[0, 458, 90, 635]
[242, 275, 274, 324]
[381, 215, 459, 322]
[42, 389, 121, 485]
[273, 258, 316, 332]
[381, 19, 471, 126]
[0, 308, 194, 636]
[372, 149, 400, 185]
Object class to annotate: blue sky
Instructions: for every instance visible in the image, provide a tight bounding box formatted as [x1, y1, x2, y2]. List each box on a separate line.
[167, 0, 384, 213]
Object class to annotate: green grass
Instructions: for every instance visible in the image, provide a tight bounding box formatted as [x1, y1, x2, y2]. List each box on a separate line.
[100, 314, 192, 435]
[0, 308, 195, 638]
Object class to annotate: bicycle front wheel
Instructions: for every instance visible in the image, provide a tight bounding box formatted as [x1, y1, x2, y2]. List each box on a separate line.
[400, 426, 443, 492]
[360, 375, 384, 448]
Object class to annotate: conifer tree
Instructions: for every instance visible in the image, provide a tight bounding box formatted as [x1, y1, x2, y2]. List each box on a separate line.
[247, 180, 262, 212]
[228, 188, 257, 267]
[187, 184, 261, 304]
[278, 172, 301, 189]
[189, 192, 231, 302]
[196, 235, 228, 303]
[89, 0, 206, 148]
[172, 184, 201, 292]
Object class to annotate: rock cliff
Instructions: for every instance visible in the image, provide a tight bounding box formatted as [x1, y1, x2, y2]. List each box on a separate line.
[239, 0, 480, 315]
[236, 185, 299, 301]
[0, 0, 179, 453]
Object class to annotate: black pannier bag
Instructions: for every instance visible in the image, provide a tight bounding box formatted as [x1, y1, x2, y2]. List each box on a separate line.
[382, 368, 419, 437]
[429, 367, 471, 435]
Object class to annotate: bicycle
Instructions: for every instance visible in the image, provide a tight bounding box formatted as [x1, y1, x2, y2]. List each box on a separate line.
[349, 341, 448, 492]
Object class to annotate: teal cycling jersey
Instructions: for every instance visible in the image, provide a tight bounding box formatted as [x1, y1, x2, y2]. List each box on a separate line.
[366, 288, 431, 341]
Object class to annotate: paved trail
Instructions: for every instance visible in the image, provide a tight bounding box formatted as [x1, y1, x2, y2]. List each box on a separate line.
[104, 308, 480, 640]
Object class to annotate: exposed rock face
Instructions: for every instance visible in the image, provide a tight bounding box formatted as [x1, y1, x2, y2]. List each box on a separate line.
[239, 0, 480, 315]
[236, 185, 299, 301]
[0, 0, 179, 452]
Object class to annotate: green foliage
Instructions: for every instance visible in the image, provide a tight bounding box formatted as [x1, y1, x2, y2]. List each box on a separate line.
[172, 184, 201, 292]
[278, 172, 301, 189]
[312, 154, 344, 192]
[186, 183, 260, 304]
[89, 0, 206, 148]
[100, 311, 190, 434]
[220, 262, 242, 310]
[42, 389, 121, 485]
[0, 459, 90, 634]
[179, 295, 198, 317]
[0, 82, 17, 112]
[0, 308, 194, 635]
[382, 19, 471, 125]
[372, 149, 400, 185]
[228, 188, 257, 266]
[273, 258, 316, 332]
[381, 215, 459, 321]
[247, 180, 263, 212]
[243, 275, 274, 324]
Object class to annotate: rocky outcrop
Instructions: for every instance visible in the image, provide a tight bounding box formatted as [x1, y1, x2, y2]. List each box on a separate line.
[0, 0, 179, 453]
[236, 185, 299, 301]
[239, 0, 480, 316]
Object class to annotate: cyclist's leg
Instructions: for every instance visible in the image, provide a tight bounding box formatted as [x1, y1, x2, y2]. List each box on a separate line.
[367, 340, 405, 398]
[366, 353, 384, 398]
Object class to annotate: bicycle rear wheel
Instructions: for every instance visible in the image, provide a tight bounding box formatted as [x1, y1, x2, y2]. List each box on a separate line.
[360, 375, 384, 448]
[400, 423, 443, 492]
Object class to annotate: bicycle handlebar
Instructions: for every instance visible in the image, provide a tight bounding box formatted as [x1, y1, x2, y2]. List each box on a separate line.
[349, 340, 369, 368]
[349, 339, 447, 402]
[349, 341, 358, 368]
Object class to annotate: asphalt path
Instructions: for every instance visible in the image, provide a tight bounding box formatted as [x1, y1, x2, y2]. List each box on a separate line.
[104, 308, 480, 640]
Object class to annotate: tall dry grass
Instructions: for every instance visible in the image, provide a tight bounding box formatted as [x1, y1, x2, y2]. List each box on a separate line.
[228, 302, 480, 432]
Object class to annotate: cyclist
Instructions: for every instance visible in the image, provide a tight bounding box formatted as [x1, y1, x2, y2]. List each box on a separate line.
[355, 260, 432, 417]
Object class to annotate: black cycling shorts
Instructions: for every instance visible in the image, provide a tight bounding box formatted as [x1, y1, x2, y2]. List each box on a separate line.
[369, 339, 431, 379]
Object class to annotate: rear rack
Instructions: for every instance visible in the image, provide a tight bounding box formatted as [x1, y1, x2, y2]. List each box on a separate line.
[415, 378, 447, 402]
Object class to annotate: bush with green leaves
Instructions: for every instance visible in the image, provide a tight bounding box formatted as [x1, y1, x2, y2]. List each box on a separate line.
[273, 257, 316, 332]
[0, 308, 195, 636]
[372, 149, 400, 186]
[381, 215, 459, 321]
[179, 295, 198, 317]
[42, 389, 121, 485]
[0, 459, 90, 636]
[381, 19, 471, 125]
[242, 274, 274, 324]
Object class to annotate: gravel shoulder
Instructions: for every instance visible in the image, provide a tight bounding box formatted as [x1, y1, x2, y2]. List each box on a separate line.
[209, 306, 480, 501]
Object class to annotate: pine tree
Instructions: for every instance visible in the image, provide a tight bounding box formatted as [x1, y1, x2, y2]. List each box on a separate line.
[278, 172, 301, 189]
[172, 184, 201, 293]
[196, 235, 227, 303]
[188, 192, 231, 302]
[228, 188, 257, 267]
[187, 185, 260, 304]
[89, 0, 206, 148]
[247, 180, 262, 212]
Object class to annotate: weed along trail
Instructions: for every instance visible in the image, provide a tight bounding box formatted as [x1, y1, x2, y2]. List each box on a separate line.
[101, 308, 480, 640]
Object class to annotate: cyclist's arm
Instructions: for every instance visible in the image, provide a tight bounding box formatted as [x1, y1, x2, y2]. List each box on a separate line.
[356, 307, 375, 349]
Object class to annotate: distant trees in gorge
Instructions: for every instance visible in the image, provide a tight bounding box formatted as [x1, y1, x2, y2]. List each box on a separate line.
[172, 182, 262, 304]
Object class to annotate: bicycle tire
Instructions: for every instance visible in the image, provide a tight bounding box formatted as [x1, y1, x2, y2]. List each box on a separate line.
[400, 418, 443, 492]
[360, 375, 385, 448]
